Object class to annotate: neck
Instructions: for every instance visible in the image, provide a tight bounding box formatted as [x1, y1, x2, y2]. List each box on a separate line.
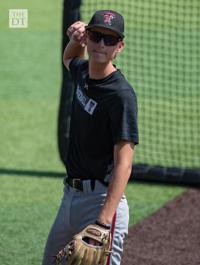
[89, 61, 116, 79]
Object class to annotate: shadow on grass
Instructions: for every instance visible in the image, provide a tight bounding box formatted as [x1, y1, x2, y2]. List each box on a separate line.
[0, 167, 198, 188]
[0, 168, 65, 178]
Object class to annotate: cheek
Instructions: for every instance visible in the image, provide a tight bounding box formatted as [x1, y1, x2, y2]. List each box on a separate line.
[86, 39, 99, 57]
[109, 48, 118, 60]
[86, 42, 93, 56]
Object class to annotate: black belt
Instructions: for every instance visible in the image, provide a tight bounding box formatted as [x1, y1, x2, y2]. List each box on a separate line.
[65, 178, 109, 191]
[66, 178, 84, 191]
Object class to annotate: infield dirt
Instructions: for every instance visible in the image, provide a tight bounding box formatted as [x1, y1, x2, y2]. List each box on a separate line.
[121, 188, 200, 265]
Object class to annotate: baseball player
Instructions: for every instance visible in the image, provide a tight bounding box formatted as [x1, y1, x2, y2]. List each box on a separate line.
[42, 10, 139, 265]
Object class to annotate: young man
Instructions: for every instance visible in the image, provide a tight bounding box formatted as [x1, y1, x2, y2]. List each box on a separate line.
[42, 10, 139, 265]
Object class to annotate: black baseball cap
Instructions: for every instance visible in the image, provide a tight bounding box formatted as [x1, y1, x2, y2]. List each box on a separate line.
[85, 10, 125, 38]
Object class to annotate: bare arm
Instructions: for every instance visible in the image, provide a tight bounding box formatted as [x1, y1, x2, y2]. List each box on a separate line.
[63, 21, 87, 70]
[98, 140, 134, 225]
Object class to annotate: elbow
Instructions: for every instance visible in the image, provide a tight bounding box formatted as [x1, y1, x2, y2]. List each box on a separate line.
[63, 59, 68, 70]
[127, 164, 133, 179]
[115, 161, 133, 179]
[63, 53, 68, 66]
[63, 56, 72, 71]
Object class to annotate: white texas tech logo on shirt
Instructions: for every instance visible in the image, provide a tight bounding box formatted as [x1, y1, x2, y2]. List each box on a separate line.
[76, 85, 98, 115]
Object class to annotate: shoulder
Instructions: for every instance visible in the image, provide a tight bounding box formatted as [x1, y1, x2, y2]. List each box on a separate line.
[106, 74, 138, 116]
[114, 71, 137, 97]
[68, 57, 88, 71]
[64, 57, 88, 71]
[114, 86, 137, 106]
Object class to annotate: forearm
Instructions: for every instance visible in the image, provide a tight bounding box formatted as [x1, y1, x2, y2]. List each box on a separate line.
[98, 163, 132, 225]
[63, 39, 86, 62]
[63, 21, 87, 64]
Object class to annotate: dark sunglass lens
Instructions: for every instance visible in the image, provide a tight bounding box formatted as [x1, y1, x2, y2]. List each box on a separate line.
[104, 35, 119, 46]
[88, 31, 101, 43]
[88, 30, 120, 46]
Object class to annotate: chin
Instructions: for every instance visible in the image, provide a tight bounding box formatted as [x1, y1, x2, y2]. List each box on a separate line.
[91, 54, 108, 64]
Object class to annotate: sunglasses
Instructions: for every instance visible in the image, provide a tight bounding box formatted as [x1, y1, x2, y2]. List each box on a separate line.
[87, 30, 121, 46]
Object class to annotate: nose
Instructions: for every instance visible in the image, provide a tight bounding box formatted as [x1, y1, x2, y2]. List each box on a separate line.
[99, 38, 105, 48]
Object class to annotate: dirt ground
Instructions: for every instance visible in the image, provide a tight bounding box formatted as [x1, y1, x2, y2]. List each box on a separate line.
[121, 188, 200, 265]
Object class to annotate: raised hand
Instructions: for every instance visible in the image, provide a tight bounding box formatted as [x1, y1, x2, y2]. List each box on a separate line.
[67, 21, 87, 47]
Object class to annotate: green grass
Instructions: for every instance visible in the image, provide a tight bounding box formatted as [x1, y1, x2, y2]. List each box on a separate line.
[0, 0, 61, 31]
[0, 175, 184, 265]
[126, 182, 184, 225]
[0, 1, 63, 171]
[0, 175, 62, 265]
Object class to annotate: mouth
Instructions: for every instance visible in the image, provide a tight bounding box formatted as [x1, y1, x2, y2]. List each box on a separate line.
[93, 50, 106, 55]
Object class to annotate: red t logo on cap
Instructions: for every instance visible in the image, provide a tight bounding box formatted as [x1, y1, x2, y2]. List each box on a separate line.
[103, 12, 115, 26]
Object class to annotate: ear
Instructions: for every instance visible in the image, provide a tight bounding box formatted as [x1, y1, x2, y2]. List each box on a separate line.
[114, 41, 125, 58]
[118, 40, 125, 52]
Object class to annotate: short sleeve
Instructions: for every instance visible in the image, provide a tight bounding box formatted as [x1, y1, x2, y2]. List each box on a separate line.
[109, 89, 139, 145]
[69, 57, 87, 80]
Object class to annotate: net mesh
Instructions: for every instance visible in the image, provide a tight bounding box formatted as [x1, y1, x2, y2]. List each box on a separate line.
[81, 0, 200, 169]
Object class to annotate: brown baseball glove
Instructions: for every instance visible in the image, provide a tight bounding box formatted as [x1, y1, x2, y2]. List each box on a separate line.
[56, 223, 112, 265]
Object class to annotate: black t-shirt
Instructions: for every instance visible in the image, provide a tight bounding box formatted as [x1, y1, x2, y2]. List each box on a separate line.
[66, 57, 139, 181]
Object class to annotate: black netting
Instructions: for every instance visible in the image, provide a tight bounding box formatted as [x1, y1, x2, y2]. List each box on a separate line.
[81, 0, 200, 169]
